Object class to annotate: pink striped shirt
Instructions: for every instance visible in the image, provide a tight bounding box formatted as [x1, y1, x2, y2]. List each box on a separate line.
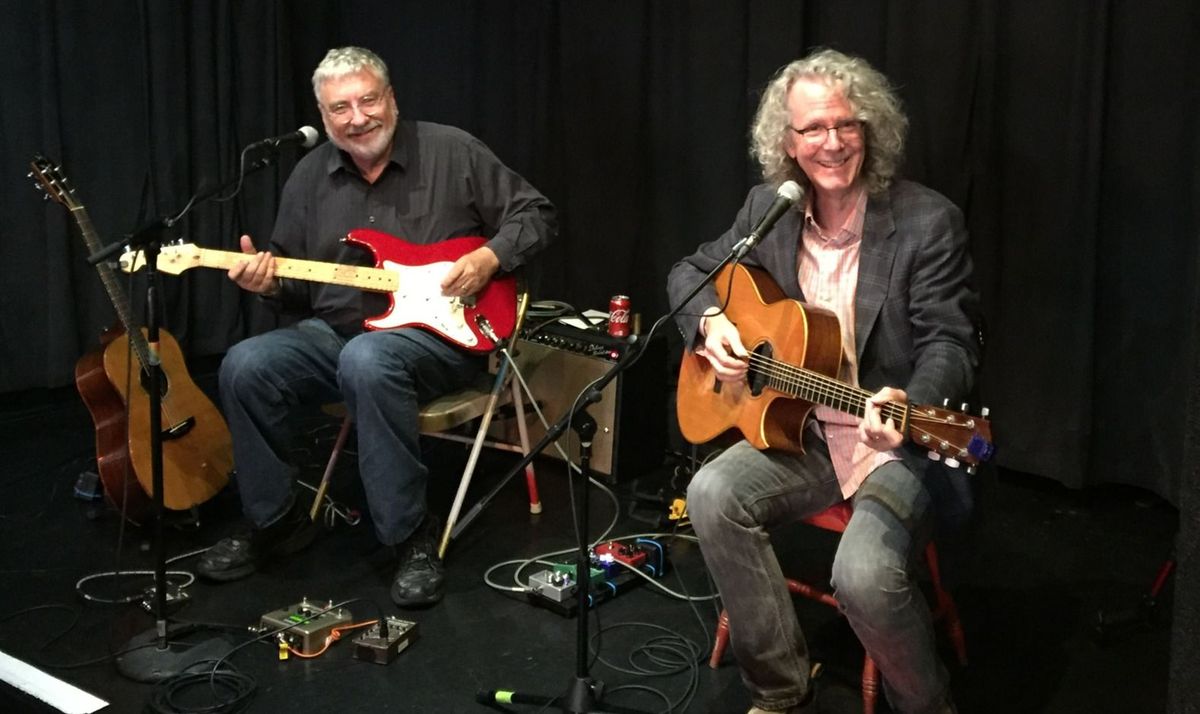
[798, 189, 901, 498]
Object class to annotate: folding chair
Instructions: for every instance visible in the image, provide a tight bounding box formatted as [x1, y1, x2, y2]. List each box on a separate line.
[310, 286, 542, 560]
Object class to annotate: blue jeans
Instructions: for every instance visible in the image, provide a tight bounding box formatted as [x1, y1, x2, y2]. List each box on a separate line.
[219, 318, 483, 545]
[687, 434, 951, 714]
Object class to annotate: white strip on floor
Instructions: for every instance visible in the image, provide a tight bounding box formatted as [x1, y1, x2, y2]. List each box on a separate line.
[0, 650, 107, 713]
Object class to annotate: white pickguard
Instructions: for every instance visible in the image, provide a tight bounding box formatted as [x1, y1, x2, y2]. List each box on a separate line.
[367, 260, 477, 348]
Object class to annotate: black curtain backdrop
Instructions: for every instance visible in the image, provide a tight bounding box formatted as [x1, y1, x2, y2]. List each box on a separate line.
[2, 0, 1198, 509]
[1173, 276, 1200, 712]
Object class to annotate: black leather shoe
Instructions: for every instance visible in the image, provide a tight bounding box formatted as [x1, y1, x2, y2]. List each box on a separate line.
[197, 500, 317, 582]
[390, 516, 445, 607]
[196, 531, 257, 582]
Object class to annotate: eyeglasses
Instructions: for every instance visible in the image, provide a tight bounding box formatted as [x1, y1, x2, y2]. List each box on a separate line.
[323, 91, 386, 120]
[790, 119, 865, 145]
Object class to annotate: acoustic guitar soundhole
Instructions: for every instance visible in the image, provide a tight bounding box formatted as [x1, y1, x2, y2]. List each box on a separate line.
[746, 342, 773, 396]
[137, 366, 170, 400]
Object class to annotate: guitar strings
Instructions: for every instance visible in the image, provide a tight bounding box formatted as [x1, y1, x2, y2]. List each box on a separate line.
[743, 353, 905, 421]
[742, 352, 972, 457]
[744, 351, 964, 425]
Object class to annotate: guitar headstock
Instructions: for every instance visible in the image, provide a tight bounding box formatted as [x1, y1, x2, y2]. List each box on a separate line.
[907, 402, 994, 473]
[29, 155, 83, 210]
[118, 242, 204, 276]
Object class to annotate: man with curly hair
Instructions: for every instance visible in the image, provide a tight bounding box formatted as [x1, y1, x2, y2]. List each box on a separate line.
[667, 48, 979, 713]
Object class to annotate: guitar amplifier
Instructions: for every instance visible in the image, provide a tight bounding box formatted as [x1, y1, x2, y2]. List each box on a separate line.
[491, 323, 668, 482]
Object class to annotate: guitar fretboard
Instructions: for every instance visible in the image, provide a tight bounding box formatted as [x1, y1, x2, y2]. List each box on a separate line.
[71, 206, 155, 372]
[752, 353, 910, 429]
[163, 248, 397, 292]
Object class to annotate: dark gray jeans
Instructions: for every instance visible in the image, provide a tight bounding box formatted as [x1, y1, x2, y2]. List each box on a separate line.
[687, 433, 951, 713]
[219, 318, 482, 545]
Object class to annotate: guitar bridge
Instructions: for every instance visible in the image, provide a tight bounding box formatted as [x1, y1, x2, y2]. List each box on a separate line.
[163, 416, 195, 440]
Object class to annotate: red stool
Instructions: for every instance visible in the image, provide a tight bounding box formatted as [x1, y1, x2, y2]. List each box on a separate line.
[708, 501, 967, 714]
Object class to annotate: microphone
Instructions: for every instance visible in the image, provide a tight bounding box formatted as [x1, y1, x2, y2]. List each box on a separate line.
[731, 180, 803, 259]
[249, 126, 320, 150]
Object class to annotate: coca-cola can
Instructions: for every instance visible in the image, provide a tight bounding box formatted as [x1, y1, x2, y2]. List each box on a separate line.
[608, 295, 631, 338]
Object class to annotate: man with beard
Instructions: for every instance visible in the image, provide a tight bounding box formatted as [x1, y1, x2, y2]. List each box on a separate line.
[198, 46, 557, 608]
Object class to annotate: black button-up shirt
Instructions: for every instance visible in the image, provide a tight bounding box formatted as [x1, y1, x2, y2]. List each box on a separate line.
[268, 120, 556, 335]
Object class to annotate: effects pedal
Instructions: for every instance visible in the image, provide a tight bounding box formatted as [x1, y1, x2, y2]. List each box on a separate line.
[259, 598, 353, 656]
[528, 569, 579, 603]
[527, 538, 669, 617]
[353, 617, 419, 664]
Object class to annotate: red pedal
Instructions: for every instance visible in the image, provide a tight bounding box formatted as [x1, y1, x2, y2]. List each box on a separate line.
[595, 541, 647, 568]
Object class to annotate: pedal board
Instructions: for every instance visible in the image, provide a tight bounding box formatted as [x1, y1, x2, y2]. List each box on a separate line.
[259, 598, 354, 655]
[527, 538, 669, 617]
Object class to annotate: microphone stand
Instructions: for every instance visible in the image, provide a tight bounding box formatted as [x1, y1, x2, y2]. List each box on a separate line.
[106, 152, 283, 682]
[110, 223, 228, 682]
[477, 240, 750, 713]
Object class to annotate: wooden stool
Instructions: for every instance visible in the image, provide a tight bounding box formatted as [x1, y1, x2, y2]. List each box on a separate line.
[708, 501, 967, 714]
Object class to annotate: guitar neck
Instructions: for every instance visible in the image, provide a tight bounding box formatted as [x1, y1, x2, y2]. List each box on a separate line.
[757, 356, 909, 429]
[189, 248, 397, 292]
[71, 207, 155, 370]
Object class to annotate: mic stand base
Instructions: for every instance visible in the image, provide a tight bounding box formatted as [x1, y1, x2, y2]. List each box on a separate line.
[115, 624, 229, 683]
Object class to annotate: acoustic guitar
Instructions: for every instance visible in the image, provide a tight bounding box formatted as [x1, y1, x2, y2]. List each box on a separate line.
[118, 232, 518, 353]
[30, 156, 232, 520]
[676, 263, 994, 470]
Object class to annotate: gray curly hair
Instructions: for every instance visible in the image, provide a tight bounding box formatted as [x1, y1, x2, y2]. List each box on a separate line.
[311, 46, 390, 101]
[751, 48, 908, 195]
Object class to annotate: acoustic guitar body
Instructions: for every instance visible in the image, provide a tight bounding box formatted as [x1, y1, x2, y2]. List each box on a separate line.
[74, 328, 152, 523]
[676, 264, 844, 454]
[100, 329, 233, 512]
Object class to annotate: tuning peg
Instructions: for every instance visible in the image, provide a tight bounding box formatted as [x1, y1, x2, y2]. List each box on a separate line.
[960, 402, 969, 412]
[942, 398, 950, 407]
[927, 451, 942, 461]
[981, 406, 990, 417]
[966, 465, 977, 475]
[944, 457, 960, 469]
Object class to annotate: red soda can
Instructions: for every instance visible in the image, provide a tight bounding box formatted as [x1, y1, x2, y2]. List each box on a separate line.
[608, 295, 631, 338]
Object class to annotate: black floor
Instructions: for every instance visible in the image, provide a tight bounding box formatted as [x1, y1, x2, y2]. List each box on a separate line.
[0, 378, 1175, 714]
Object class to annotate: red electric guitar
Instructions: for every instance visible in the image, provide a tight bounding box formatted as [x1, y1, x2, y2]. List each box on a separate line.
[119, 231, 517, 352]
